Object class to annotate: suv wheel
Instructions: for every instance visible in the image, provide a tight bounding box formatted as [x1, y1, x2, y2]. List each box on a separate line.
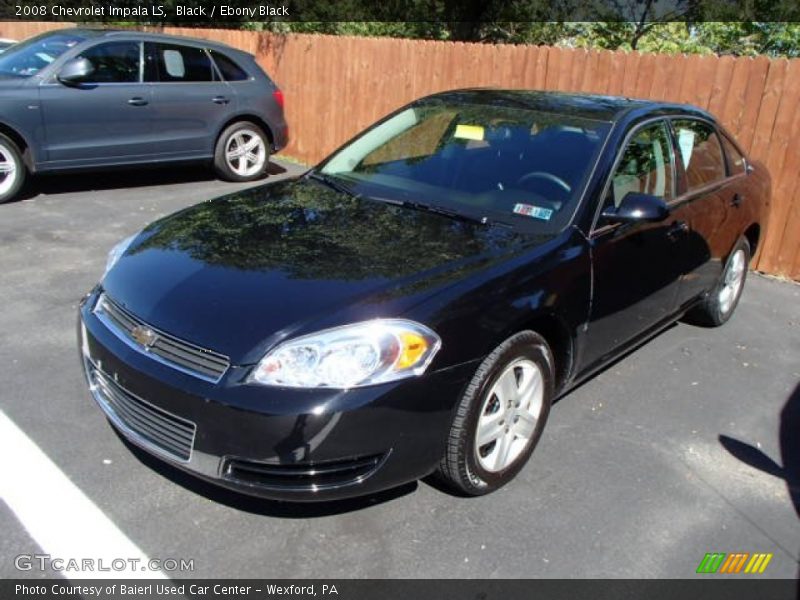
[214, 122, 270, 182]
[435, 331, 554, 496]
[0, 134, 25, 204]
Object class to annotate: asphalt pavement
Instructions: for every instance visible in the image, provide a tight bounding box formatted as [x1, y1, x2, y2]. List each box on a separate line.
[0, 159, 798, 580]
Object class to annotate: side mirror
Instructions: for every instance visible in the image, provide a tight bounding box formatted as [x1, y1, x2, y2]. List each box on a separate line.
[601, 192, 669, 224]
[57, 57, 94, 85]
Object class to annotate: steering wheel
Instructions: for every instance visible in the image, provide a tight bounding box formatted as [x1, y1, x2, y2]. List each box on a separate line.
[516, 171, 572, 194]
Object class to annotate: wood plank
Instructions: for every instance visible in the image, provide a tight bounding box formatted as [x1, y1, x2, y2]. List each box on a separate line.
[544, 47, 562, 90]
[693, 55, 718, 109]
[767, 61, 800, 275]
[596, 50, 613, 94]
[557, 47, 575, 91]
[634, 52, 656, 99]
[534, 45, 549, 90]
[736, 55, 770, 153]
[662, 54, 687, 102]
[677, 53, 700, 104]
[707, 54, 735, 119]
[649, 53, 671, 100]
[719, 56, 752, 139]
[571, 49, 589, 92]
[754, 59, 800, 275]
[607, 50, 626, 95]
[582, 50, 601, 93]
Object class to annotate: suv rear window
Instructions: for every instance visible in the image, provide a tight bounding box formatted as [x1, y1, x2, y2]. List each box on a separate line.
[210, 50, 248, 81]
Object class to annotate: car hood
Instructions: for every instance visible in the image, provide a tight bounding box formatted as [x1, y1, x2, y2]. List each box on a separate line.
[102, 178, 547, 365]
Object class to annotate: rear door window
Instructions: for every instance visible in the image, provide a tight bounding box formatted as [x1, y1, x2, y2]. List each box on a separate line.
[720, 134, 747, 175]
[673, 120, 726, 190]
[152, 43, 215, 82]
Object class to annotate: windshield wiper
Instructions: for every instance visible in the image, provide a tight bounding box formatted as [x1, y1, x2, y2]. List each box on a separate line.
[308, 172, 360, 198]
[397, 200, 490, 226]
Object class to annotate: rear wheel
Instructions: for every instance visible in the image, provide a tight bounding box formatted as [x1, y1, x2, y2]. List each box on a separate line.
[0, 134, 25, 204]
[686, 237, 750, 327]
[435, 331, 553, 496]
[214, 121, 270, 182]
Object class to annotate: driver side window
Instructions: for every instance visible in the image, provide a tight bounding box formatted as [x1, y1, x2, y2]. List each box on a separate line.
[77, 41, 141, 84]
[606, 121, 674, 209]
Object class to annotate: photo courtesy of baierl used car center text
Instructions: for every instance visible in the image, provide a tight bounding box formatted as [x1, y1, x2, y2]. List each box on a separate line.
[0, 0, 798, 598]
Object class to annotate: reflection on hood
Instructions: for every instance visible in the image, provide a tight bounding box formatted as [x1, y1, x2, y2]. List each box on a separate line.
[133, 178, 531, 281]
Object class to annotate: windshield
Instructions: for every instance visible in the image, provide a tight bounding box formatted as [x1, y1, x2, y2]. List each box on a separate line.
[0, 32, 88, 78]
[320, 100, 611, 232]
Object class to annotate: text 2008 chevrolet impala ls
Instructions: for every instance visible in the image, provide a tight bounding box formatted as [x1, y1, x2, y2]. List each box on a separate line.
[79, 90, 769, 501]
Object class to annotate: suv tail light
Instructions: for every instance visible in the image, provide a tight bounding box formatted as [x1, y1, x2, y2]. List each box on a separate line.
[273, 89, 285, 110]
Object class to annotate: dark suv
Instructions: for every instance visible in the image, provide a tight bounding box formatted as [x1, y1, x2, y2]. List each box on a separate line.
[0, 29, 288, 203]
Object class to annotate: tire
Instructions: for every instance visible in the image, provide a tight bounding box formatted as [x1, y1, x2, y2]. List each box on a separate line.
[435, 330, 554, 496]
[685, 237, 750, 327]
[0, 134, 26, 204]
[213, 121, 270, 182]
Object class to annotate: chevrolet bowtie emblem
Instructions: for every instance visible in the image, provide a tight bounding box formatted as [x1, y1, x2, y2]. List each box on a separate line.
[131, 325, 158, 349]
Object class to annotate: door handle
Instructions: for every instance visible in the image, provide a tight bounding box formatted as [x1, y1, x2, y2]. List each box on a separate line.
[666, 221, 689, 241]
[731, 193, 744, 207]
[212, 96, 230, 105]
[127, 97, 148, 106]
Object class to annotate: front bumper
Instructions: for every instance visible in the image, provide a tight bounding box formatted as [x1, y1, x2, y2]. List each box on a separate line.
[79, 290, 478, 501]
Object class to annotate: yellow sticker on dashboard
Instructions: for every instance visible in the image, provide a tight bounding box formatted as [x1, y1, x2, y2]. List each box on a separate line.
[454, 124, 485, 141]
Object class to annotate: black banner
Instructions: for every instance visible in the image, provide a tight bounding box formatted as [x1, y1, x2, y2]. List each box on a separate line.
[2, 579, 798, 600]
[1, 0, 800, 24]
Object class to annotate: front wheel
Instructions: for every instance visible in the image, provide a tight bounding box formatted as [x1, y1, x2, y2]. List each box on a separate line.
[686, 237, 750, 327]
[214, 122, 270, 182]
[435, 331, 554, 496]
[0, 134, 26, 204]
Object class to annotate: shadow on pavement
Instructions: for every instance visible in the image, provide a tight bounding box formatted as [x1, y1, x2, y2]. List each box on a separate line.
[16, 161, 288, 200]
[718, 383, 799, 517]
[718, 382, 799, 592]
[119, 433, 417, 519]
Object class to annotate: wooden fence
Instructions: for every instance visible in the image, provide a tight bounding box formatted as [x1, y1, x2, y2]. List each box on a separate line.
[1, 22, 799, 280]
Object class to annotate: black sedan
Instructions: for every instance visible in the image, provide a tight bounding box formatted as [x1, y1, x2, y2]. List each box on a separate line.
[79, 90, 769, 501]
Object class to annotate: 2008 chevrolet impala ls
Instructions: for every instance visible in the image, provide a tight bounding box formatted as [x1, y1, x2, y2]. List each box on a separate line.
[79, 90, 769, 501]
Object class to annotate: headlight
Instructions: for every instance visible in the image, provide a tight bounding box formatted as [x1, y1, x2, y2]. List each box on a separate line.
[250, 319, 441, 389]
[104, 234, 137, 277]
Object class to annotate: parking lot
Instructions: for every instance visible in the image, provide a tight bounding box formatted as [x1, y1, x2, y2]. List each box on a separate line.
[1, 159, 798, 579]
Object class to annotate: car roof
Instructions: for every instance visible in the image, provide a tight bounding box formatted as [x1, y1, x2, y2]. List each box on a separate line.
[67, 28, 240, 54]
[419, 88, 713, 124]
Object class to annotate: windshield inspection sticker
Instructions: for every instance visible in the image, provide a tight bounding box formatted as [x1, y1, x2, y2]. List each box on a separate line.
[514, 203, 553, 221]
[454, 124, 485, 141]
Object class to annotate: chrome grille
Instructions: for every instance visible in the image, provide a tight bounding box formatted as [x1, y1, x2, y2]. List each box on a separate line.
[87, 362, 196, 462]
[94, 293, 230, 382]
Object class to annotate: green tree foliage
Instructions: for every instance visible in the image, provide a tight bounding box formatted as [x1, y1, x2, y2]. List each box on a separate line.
[122, 0, 799, 57]
[246, 20, 800, 57]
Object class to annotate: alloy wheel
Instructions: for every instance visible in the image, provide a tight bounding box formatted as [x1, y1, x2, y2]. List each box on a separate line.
[0, 142, 19, 197]
[718, 249, 746, 316]
[224, 129, 267, 178]
[474, 358, 544, 473]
